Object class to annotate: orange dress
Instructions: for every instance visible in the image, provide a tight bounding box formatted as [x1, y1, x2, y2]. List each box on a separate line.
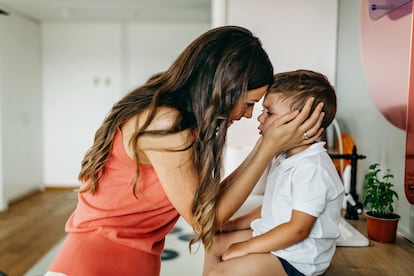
[48, 129, 179, 276]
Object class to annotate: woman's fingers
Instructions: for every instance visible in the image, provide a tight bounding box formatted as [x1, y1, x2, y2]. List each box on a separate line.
[266, 97, 317, 130]
[303, 125, 324, 145]
[290, 97, 316, 127]
[298, 102, 324, 133]
[271, 110, 299, 127]
[261, 97, 326, 153]
[302, 108, 325, 141]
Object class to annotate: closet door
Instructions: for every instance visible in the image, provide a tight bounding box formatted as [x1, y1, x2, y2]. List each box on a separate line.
[0, 11, 42, 208]
[43, 23, 122, 185]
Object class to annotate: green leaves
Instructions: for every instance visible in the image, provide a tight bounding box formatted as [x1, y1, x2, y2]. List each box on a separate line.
[362, 163, 399, 217]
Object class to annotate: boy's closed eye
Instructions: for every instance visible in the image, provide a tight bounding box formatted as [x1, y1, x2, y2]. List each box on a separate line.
[261, 108, 277, 116]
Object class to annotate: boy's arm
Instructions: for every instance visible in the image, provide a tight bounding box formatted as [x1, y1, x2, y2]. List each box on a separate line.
[222, 210, 316, 261]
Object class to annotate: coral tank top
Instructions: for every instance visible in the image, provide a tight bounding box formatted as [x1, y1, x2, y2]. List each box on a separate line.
[49, 129, 180, 275]
[65, 128, 179, 254]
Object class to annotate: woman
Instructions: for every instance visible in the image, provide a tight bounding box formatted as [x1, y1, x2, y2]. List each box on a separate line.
[47, 26, 323, 276]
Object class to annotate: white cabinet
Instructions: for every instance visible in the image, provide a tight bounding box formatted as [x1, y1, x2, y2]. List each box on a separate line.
[43, 23, 123, 185]
[0, 13, 42, 210]
[42, 22, 210, 186]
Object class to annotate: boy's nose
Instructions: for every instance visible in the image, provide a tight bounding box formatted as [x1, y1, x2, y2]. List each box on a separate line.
[257, 112, 264, 123]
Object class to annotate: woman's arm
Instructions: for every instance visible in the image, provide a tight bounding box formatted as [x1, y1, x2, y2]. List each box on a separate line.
[222, 210, 317, 261]
[136, 107, 200, 228]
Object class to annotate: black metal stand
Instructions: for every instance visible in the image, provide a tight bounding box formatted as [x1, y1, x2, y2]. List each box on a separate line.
[329, 146, 366, 220]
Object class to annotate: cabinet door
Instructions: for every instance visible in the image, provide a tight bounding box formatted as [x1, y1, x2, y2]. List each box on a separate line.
[126, 23, 210, 89]
[0, 12, 42, 206]
[43, 23, 122, 185]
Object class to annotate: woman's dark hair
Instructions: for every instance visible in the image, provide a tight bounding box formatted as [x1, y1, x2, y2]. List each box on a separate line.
[78, 25, 274, 250]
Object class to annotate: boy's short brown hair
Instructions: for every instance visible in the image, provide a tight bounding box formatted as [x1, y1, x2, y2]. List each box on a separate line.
[270, 69, 336, 129]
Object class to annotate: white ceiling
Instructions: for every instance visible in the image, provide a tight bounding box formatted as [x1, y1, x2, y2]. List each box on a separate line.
[0, 0, 211, 23]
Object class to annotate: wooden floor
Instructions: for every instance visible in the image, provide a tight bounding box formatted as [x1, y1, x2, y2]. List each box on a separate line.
[0, 187, 78, 276]
[0, 188, 413, 276]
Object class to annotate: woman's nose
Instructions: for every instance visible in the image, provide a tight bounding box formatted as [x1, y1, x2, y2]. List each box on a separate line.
[243, 107, 254, 119]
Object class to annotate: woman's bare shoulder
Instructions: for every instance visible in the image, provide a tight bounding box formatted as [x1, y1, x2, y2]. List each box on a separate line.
[122, 106, 181, 132]
[147, 106, 181, 131]
[137, 106, 193, 150]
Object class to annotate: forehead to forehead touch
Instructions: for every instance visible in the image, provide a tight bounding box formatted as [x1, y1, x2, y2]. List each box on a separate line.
[244, 85, 268, 104]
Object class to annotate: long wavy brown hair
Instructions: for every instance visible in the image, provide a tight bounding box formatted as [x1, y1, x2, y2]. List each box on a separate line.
[78, 25, 273, 250]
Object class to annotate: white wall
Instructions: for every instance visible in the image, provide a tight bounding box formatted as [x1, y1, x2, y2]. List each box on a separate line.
[42, 22, 210, 185]
[336, 0, 412, 241]
[221, 0, 338, 148]
[0, 10, 43, 210]
[43, 23, 123, 185]
[125, 23, 211, 90]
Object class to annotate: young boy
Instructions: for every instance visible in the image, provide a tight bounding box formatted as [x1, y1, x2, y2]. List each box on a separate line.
[203, 70, 344, 276]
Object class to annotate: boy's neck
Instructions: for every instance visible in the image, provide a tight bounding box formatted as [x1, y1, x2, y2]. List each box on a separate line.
[285, 143, 314, 158]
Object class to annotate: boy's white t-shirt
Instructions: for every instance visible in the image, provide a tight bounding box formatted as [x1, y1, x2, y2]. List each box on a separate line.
[251, 142, 344, 276]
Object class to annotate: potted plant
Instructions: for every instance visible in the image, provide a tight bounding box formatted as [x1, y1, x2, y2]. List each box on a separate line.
[362, 163, 400, 242]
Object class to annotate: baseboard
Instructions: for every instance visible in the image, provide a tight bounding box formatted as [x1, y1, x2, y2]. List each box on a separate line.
[8, 187, 43, 205]
[44, 186, 79, 191]
[2, 186, 78, 213]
